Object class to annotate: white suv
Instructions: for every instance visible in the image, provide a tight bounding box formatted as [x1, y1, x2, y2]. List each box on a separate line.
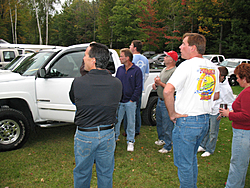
[203, 54, 225, 64]
[219, 58, 250, 86]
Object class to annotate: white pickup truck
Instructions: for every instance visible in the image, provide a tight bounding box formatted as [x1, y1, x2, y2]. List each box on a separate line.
[0, 44, 160, 151]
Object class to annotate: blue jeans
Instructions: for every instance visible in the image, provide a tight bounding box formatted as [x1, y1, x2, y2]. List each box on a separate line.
[225, 128, 250, 188]
[156, 98, 174, 150]
[115, 101, 136, 143]
[123, 95, 142, 134]
[73, 125, 115, 188]
[200, 113, 221, 154]
[173, 114, 209, 188]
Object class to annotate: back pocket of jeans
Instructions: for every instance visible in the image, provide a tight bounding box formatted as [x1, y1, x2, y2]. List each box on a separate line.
[75, 138, 92, 158]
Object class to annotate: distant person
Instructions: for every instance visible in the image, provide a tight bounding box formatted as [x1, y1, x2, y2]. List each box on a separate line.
[69, 43, 122, 188]
[163, 33, 220, 187]
[220, 63, 250, 188]
[198, 66, 235, 157]
[152, 51, 177, 153]
[122, 40, 149, 137]
[115, 48, 142, 152]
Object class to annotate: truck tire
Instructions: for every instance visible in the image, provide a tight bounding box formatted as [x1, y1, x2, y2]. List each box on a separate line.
[0, 108, 30, 151]
[229, 75, 238, 86]
[142, 96, 158, 126]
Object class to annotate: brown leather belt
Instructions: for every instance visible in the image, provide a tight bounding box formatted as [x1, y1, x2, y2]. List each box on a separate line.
[78, 125, 114, 132]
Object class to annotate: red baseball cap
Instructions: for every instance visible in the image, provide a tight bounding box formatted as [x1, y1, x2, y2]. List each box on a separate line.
[164, 51, 178, 62]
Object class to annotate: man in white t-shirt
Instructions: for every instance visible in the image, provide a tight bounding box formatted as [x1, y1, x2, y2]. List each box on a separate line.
[163, 33, 220, 188]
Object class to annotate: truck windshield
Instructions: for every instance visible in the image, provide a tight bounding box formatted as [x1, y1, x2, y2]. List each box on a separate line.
[13, 52, 54, 75]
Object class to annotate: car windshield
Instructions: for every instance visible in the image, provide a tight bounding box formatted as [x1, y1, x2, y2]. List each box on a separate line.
[220, 60, 239, 68]
[150, 54, 163, 60]
[12, 52, 54, 75]
[203, 55, 212, 60]
[4, 55, 23, 70]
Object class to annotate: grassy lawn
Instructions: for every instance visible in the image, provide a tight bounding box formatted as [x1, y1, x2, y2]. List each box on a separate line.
[1, 86, 249, 188]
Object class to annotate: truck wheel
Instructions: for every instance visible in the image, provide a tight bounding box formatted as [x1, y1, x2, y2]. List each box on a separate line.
[229, 75, 238, 86]
[142, 96, 158, 126]
[0, 108, 30, 151]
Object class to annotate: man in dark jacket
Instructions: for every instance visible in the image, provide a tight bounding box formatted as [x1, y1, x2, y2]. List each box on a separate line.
[115, 48, 142, 152]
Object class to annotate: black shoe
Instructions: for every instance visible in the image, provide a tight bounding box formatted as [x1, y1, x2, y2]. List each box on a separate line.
[122, 132, 127, 137]
[135, 133, 140, 136]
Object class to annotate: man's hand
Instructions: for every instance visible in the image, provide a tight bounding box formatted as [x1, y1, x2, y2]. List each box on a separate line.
[152, 83, 157, 90]
[170, 112, 188, 123]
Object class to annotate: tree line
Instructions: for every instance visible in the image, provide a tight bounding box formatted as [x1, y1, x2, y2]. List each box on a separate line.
[1, 0, 250, 58]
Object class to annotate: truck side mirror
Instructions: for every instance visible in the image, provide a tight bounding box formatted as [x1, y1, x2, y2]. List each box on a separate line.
[38, 68, 46, 78]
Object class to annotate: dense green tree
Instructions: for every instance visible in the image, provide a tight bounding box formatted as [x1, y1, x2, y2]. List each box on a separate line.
[109, 0, 146, 48]
[97, 0, 117, 47]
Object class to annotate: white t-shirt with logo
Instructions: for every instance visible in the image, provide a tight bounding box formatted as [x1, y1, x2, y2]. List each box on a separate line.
[168, 57, 220, 116]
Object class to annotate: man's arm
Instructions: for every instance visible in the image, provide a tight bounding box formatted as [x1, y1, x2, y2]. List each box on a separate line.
[130, 69, 143, 102]
[163, 83, 188, 122]
[213, 91, 220, 101]
[163, 83, 176, 121]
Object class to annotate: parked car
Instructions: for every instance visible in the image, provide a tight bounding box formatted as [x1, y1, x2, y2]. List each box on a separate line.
[218, 58, 250, 86]
[1, 53, 33, 71]
[142, 51, 155, 59]
[148, 53, 166, 69]
[203, 54, 225, 64]
[0, 48, 19, 68]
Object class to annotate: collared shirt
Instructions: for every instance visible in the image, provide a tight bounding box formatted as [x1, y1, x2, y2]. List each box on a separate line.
[116, 63, 142, 103]
[69, 69, 122, 128]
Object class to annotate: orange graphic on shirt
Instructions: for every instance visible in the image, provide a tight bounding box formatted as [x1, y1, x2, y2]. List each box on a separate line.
[197, 68, 216, 100]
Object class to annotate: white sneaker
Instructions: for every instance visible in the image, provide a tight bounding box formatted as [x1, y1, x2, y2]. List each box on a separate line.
[197, 146, 205, 152]
[155, 140, 165, 146]
[201, 151, 211, 157]
[127, 142, 134, 152]
[158, 148, 171, 153]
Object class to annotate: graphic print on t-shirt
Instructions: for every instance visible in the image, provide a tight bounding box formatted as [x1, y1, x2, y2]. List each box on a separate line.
[197, 68, 216, 100]
[135, 60, 146, 69]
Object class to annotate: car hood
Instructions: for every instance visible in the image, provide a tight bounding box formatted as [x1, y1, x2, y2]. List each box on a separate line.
[0, 71, 25, 83]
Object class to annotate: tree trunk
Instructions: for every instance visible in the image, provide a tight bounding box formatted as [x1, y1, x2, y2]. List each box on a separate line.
[46, 0, 49, 45]
[219, 23, 223, 54]
[33, 0, 42, 44]
[9, 0, 15, 43]
[15, 3, 17, 44]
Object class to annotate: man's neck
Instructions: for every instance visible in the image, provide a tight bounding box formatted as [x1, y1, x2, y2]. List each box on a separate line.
[165, 65, 175, 70]
[125, 62, 133, 71]
[133, 51, 140, 55]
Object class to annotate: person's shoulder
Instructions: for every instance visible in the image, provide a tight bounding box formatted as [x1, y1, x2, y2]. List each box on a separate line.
[134, 54, 148, 60]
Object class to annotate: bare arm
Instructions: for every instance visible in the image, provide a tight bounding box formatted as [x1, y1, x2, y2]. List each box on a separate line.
[163, 83, 188, 122]
[214, 91, 220, 101]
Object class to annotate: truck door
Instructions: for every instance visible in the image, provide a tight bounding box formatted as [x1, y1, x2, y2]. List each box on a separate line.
[35, 51, 84, 123]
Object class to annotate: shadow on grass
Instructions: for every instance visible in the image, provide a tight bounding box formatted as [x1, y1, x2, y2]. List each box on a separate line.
[24, 123, 76, 149]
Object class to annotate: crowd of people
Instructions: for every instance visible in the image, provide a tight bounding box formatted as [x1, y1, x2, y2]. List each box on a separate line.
[69, 34, 250, 188]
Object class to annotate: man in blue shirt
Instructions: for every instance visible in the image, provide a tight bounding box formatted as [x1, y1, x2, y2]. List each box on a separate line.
[115, 48, 142, 152]
[122, 40, 149, 136]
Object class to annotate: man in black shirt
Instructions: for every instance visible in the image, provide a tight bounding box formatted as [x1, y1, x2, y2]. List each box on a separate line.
[69, 43, 122, 188]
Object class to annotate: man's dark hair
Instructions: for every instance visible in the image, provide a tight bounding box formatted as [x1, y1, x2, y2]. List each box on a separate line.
[89, 43, 110, 69]
[132, 40, 143, 53]
[218, 66, 228, 77]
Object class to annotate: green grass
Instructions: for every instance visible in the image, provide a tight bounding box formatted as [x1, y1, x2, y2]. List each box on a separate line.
[1, 86, 248, 188]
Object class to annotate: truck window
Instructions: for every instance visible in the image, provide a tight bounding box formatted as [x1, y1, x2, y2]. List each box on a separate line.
[50, 51, 84, 78]
[3, 51, 16, 62]
[106, 52, 115, 74]
[219, 56, 224, 62]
